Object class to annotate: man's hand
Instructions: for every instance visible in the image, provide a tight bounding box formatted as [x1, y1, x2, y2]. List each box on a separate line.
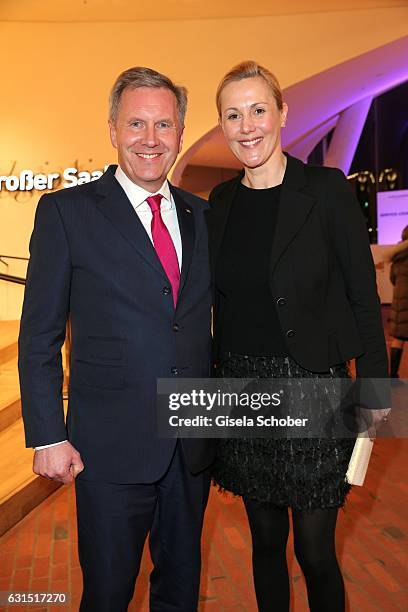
[33, 441, 84, 484]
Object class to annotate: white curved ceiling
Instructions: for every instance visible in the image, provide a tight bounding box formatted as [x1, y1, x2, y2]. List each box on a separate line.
[2, 0, 406, 22]
[172, 35, 408, 178]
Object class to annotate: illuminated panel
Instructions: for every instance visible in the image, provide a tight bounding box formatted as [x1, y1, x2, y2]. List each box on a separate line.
[377, 189, 408, 244]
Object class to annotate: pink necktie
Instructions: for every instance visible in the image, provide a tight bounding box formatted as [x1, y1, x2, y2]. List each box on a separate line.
[146, 194, 180, 307]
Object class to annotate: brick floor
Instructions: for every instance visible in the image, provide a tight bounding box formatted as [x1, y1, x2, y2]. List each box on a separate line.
[0, 311, 407, 611]
[0, 447, 407, 612]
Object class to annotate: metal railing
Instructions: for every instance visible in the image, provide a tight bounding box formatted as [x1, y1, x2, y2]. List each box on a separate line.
[0, 268, 70, 398]
[0, 272, 26, 285]
[0, 254, 28, 270]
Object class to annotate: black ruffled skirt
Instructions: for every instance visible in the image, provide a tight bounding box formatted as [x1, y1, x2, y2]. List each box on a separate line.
[212, 352, 355, 511]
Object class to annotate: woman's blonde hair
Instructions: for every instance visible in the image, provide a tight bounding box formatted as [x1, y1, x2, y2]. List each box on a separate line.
[216, 60, 283, 116]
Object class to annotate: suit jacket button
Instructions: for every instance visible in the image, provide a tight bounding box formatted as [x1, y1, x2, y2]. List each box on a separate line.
[163, 286, 171, 295]
[173, 323, 180, 332]
[171, 367, 179, 375]
[286, 329, 295, 338]
[276, 297, 286, 306]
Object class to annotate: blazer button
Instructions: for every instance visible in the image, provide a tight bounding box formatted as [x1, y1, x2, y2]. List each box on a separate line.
[171, 367, 179, 375]
[163, 286, 171, 295]
[286, 329, 295, 338]
[173, 323, 180, 332]
[276, 297, 286, 306]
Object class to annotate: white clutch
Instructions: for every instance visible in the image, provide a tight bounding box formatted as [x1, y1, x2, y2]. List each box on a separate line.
[346, 435, 374, 486]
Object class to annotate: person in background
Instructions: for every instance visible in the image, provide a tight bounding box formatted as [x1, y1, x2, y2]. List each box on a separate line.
[206, 61, 389, 612]
[388, 225, 408, 380]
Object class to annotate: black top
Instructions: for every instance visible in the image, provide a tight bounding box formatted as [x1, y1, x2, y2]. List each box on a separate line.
[216, 182, 288, 356]
[207, 154, 388, 378]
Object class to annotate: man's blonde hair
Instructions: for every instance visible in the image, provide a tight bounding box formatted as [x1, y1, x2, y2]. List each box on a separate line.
[109, 66, 187, 125]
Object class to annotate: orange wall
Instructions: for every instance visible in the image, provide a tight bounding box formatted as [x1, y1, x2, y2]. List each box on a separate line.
[0, 6, 407, 268]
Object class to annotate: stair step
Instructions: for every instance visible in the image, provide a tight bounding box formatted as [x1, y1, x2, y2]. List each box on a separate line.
[0, 418, 61, 536]
[0, 321, 19, 365]
[0, 357, 21, 432]
[0, 396, 21, 433]
[0, 321, 70, 535]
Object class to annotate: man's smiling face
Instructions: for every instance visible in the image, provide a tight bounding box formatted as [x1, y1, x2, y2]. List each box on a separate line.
[109, 86, 184, 192]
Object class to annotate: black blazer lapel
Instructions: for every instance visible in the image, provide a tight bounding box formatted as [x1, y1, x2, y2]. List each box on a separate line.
[270, 154, 316, 272]
[205, 172, 242, 278]
[94, 166, 168, 279]
[206, 156, 316, 276]
[170, 185, 195, 303]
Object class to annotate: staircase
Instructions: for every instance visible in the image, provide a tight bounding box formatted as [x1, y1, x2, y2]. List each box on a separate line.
[0, 321, 60, 536]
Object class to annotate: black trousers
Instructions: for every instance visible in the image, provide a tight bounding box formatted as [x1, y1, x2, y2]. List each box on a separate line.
[75, 443, 211, 612]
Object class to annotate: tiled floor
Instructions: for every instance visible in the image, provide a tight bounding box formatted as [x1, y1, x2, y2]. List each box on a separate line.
[0, 439, 407, 611]
[0, 309, 407, 611]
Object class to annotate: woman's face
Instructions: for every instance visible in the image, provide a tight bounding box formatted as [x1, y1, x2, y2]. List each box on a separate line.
[219, 76, 287, 169]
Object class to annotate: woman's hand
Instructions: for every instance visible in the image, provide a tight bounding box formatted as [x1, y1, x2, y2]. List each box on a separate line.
[359, 407, 391, 440]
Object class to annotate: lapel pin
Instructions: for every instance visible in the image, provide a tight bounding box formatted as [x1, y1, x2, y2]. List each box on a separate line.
[185, 208, 192, 213]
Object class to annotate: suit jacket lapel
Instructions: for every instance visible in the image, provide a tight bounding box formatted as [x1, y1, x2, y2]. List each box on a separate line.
[205, 172, 242, 278]
[170, 185, 195, 303]
[206, 155, 316, 277]
[269, 154, 316, 272]
[94, 166, 169, 280]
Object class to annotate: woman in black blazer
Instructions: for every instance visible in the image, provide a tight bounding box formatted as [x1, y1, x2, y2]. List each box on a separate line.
[206, 61, 388, 612]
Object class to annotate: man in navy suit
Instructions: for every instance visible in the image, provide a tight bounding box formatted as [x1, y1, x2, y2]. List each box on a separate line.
[19, 67, 215, 611]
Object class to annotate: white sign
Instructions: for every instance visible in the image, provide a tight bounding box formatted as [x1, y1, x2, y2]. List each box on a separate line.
[371, 244, 393, 304]
[377, 189, 408, 244]
[0, 166, 109, 192]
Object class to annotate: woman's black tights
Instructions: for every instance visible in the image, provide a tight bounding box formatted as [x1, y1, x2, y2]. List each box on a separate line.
[243, 498, 345, 612]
